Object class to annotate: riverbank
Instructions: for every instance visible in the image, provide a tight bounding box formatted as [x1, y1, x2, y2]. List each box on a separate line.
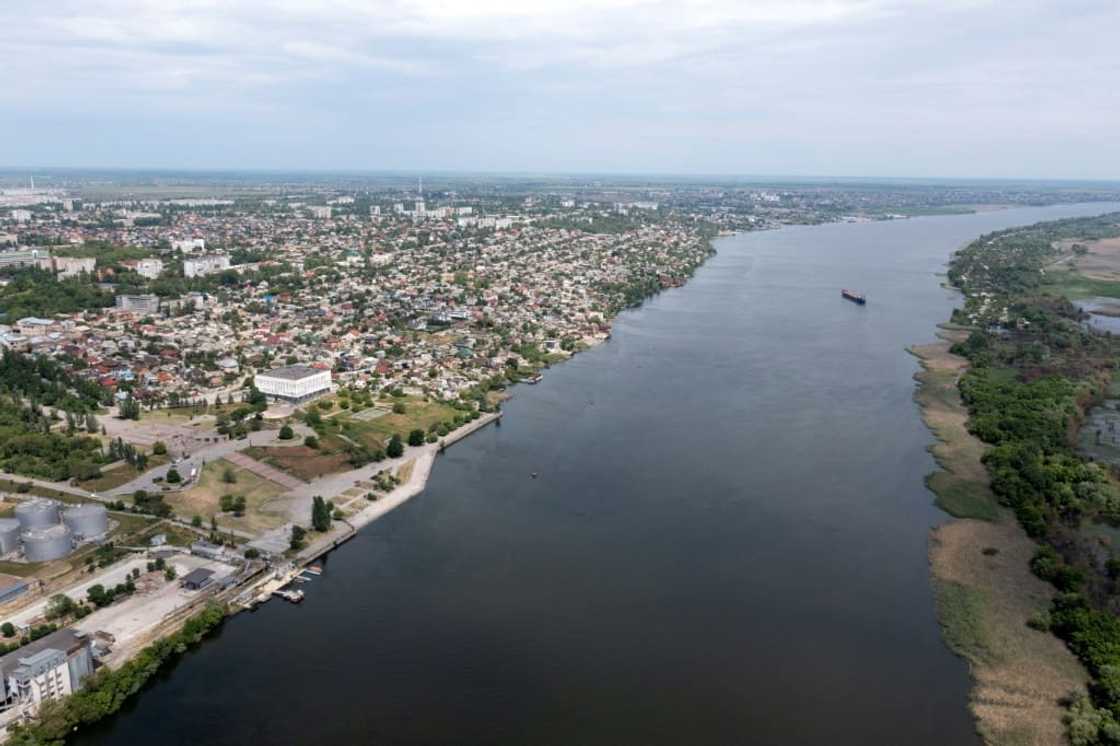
[914, 329, 1088, 745]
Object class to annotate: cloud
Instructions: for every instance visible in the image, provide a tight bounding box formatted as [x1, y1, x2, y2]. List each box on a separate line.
[0, 0, 1117, 177]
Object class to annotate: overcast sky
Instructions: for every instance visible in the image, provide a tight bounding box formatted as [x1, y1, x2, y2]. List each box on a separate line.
[1, 0, 1117, 179]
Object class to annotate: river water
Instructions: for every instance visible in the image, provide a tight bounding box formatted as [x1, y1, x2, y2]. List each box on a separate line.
[75, 203, 1120, 746]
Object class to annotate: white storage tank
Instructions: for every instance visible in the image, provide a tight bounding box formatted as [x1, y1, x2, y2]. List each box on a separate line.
[0, 518, 20, 554]
[22, 524, 73, 562]
[14, 498, 61, 531]
[62, 503, 108, 541]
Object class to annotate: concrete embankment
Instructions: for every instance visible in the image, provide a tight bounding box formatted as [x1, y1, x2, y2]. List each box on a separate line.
[296, 411, 503, 566]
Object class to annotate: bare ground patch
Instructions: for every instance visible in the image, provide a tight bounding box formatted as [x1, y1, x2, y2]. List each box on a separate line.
[1072, 237, 1120, 282]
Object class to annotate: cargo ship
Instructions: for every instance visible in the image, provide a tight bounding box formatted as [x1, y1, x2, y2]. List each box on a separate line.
[841, 289, 866, 305]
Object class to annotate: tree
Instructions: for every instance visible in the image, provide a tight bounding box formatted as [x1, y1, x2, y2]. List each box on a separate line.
[166, 468, 182, 484]
[244, 547, 260, 559]
[387, 433, 404, 458]
[311, 496, 331, 532]
[221, 466, 237, 484]
[304, 435, 319, 449]
[407, 429, 425, 447]
[164, 566, 177, 581]
[152, 441, 167, 455]
[191, 514, 202, 528]
[289, 524, 306, 551]
[1, 622, 15, 638]
[44, 594, 76, 621]
[392, 402, 407, 414]
[278, 424, 294, 440]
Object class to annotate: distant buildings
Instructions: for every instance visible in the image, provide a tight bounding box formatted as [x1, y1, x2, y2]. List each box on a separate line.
[308, 206, 332, 219]
[255, 365, 331, 402]
[50, 256, 95, 279]
[183, 255, 230, 278]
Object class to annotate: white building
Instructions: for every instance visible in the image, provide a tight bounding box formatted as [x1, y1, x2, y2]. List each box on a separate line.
[125, 257, 165, 279]
[0, 629, 94, 716]
[172, 238, 206, 252]
[254, 365, 332, 402]
[9, 210, 31, 223]
[183, 255, 230, 278]
[308, 206, 332, 219]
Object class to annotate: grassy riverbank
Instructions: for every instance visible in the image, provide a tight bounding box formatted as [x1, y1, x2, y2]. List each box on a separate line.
[919, 211, 1120, 745]
[915, 334, 1086, 745]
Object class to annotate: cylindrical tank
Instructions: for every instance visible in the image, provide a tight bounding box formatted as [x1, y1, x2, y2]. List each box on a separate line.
[62, 503, 108, 540]
[14, 498, 61, 531]
[22, 525, 72, 562]
[0, 518, 20, 554]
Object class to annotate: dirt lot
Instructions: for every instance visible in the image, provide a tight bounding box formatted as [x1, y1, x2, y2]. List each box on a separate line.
[1072, 237, 1120, 281]
[245, 445, 352, 482]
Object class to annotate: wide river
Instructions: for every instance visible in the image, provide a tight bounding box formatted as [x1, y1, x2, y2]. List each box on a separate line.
[77, 203, 1120, 746]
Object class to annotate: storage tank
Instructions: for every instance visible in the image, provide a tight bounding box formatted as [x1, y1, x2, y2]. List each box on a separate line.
[0, 518, 20, 554]
[22, 524, 72, 562]
[14, 498, 61, 531]
[62, 503, 108, 541]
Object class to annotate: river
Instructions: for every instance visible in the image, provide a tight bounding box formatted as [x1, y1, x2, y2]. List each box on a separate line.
[74, 202, 1120, 745]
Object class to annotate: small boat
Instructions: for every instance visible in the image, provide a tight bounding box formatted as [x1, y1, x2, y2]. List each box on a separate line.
[526, 374, 543, 384]
[841, 289, 867, 305]
[305, 565, 323, 576]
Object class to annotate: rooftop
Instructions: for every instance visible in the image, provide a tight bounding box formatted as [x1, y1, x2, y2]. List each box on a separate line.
[257, 364, 325, 381]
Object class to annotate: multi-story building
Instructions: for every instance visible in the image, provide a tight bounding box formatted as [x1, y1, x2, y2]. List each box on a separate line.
[51, 256, 96, 279]
[183, 255, 230, 278]
[308, 206, 332, 219]
[0, 628, 94, 714]
[171, 238, 205, 252]
[115, 294, 161, 314]
[0, 248, 49, 269]
[122, 258, 164, 279]
[254, 365, 332, 402]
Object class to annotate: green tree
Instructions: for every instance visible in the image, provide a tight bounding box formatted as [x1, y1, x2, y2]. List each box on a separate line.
[44, 594, 76, 621]
[304, 435, 319, 449]
[289, 525, 306, 551]
[311, 496, 331, 532]
[407, 429, 425, 447]
[152, 441, 167, 455]
[165, 468, 182, 484]
[386, 433, 404, 458]
[278, 424, 294, 440]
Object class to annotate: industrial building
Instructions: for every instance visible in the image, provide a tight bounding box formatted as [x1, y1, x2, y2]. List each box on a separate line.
[254, 365, 331, 402]
[0, 628, 94, 713]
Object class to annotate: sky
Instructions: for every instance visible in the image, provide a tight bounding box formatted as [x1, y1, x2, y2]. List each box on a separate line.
[1, 0, 1117, 179]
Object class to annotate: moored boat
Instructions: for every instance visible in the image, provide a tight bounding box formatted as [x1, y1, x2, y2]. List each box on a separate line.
[841, 289, 867, 304]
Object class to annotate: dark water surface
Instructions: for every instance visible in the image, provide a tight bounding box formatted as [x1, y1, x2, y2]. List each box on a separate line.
[76, 203, 1120, 746]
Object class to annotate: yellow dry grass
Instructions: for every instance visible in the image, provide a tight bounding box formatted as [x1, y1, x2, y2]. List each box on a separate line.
[916, 328, 1088, 745]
